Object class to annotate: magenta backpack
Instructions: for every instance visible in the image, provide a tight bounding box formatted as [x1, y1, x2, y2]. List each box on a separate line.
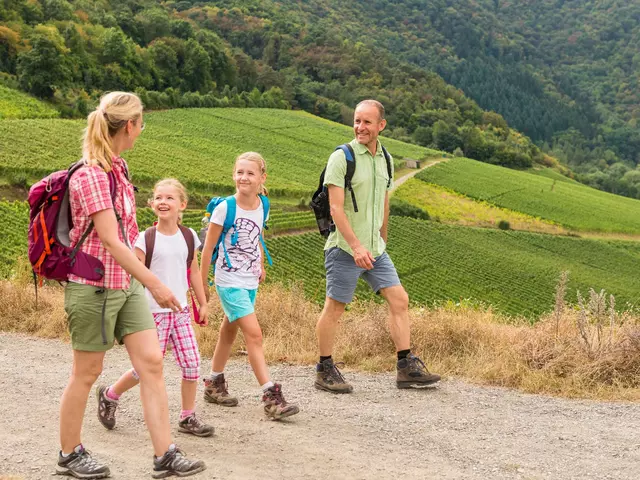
[28, 161, 118, 284]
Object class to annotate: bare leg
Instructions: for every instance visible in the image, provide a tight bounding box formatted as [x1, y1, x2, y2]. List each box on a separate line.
[316, 297, 346, 356]
[110, 369, 139, 396]
[123, 329, 171, 457]
[379, 285, 410, 351]
[236, 313, 269, 386]
[210, 317, 239, 373]
[60, 350, 105, 453]
[181, 380, 197, 412]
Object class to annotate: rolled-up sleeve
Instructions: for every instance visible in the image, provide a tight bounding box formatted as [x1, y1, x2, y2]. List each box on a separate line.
[323, 150, 347, 188]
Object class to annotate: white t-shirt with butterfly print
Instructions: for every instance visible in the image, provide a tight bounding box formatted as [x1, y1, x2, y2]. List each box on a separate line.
[210, 200, 268, 290]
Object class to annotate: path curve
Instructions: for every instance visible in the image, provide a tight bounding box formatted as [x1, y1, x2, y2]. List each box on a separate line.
[1, 333, 639, 480]
[390, 158, 447, 194]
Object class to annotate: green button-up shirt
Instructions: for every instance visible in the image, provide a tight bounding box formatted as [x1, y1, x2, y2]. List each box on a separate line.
[323, 139, 394, 257]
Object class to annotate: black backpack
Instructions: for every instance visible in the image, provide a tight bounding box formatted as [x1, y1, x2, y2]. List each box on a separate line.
[310, 143, 392, 238]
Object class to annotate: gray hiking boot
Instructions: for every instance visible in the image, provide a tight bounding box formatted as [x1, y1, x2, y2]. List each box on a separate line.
[262, 383, 300, 420]
[56, 445, 111, 479]
[203, 373, 238, 407]
[152, 445, 205, 479]
[96, 385, 118, 430]
[178, 413, 214, 437]
[396, 353, 441, 388]
[315, 358, 353, 393]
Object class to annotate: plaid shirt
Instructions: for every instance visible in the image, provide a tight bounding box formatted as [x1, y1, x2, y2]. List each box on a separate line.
[68, 157, 139, 289]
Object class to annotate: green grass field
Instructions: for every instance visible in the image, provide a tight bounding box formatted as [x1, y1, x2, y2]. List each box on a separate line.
[0, 108, 439, 198]
[417, 158, 640, 233]
[266, 217, 640, 317]
[0, 85, 59, 120]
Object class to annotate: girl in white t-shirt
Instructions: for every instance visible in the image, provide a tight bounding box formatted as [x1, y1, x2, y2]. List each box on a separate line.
[200, 152, 299, 420]
[97, 178, 214, 437]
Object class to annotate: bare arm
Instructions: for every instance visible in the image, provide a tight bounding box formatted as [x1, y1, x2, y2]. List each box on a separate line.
[200, 222, 223, 301]
[380, 192, 390, 243]
[328, 184, 374, 270]
[91, 209, 180, 311]
[189, 256, 207, 308]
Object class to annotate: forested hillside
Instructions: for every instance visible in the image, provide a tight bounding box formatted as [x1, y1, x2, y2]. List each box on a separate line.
[2, 0, 638, 195]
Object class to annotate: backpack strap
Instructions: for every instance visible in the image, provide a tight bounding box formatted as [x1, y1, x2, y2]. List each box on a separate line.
[144, 227, 157, 269]
[380, 145, 393, 188]
[258, 195, 273, 267]
[178, 224, 195, 268]
[219, 196, 237, 269]
[335, 144, 358, 212]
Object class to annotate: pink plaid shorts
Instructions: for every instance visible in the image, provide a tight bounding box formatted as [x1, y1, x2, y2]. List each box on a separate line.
[153, 307, 201, 381]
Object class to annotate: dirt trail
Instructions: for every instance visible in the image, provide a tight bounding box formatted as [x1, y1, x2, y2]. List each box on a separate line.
[390, 158, 446, 194]
[1, 332, 639, 480]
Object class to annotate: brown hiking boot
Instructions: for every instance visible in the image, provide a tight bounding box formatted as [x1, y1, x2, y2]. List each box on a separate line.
[396, 353, 441, 388]
[315, 358, 353, 393]
[178, 413, 214, 437]
[203, 373, 238, 407]
[96, 385, 118, 430]
[262, 383, 300, 420]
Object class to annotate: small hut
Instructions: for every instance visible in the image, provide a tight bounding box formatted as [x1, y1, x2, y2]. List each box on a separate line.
[405, 158, 422, 169]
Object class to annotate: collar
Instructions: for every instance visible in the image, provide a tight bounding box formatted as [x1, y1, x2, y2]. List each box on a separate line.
[352, 139, 382, 157]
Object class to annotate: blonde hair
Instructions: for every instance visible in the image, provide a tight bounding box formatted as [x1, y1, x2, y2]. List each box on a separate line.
[149, 178, 188, 224]
[235, 151, 268, 196]
[82, 92, 143, 171]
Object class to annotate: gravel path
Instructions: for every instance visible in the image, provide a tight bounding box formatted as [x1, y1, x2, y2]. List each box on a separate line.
[1, 332, 639, 480]
[390, 158, 446, 193]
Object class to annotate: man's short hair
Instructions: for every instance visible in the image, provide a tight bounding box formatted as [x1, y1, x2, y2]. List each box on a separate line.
[355, 99, 385, 120]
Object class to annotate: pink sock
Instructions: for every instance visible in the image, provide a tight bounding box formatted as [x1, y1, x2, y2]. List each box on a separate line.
[180, 409, 195, 420]
[106, 386, 121, 401]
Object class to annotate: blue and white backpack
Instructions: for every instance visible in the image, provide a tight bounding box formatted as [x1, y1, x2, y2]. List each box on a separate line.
[199, 194, 273, 275]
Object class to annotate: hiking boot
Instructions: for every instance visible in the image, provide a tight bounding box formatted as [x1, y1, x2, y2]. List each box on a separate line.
[262, 384, 300, 420]
[152, 445, 206, 479]
[315, 358, 353, 393]
[56, 445, 111, 479]
[178, 413, 214, 437]
[96, 385, 118, 430]
[203, 373, 238, 407]
[396, 353, 441, 388]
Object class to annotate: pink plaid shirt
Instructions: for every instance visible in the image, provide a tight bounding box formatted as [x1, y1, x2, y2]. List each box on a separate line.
[68, 157, 139, 290]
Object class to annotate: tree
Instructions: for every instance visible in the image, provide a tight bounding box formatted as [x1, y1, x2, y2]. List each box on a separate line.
[182, 39, 212, 92]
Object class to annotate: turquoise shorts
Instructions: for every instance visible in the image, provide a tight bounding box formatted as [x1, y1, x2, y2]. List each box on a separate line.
[215, 286, 257, 322]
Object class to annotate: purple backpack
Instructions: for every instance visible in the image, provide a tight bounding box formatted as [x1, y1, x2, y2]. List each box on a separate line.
[28, 161, 118, 283]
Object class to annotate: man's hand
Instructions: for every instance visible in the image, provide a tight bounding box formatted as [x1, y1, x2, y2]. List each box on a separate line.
[352, 245, 374, 270]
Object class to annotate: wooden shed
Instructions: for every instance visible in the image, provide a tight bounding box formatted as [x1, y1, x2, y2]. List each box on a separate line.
[405, 158, 422, 169]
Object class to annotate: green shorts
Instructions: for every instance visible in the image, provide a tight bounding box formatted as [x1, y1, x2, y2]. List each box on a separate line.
[64, 279, 155, 352]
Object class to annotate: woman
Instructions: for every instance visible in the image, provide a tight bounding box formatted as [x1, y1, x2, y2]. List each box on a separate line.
[56, 92, 205, 479]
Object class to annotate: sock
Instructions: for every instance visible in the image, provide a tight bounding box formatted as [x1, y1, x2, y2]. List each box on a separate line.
[397, 349, 411, 361]
[261, 381, 274, 392]
[210, 371, 223, 378]
[319, 355, 332, 364]
[180, 409, 195, 420]
[156, 443, 176, 460]
[106, 386, 121, 401]
[62, 444, 83, 457]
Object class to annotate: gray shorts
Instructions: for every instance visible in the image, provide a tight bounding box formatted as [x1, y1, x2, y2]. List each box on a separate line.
[325, 247, 401, 304]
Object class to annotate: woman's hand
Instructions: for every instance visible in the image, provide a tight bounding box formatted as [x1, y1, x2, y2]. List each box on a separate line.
[148, 282, 181, 312]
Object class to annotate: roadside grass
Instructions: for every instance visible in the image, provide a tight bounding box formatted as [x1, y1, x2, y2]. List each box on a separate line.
[3, 273, 639, 401]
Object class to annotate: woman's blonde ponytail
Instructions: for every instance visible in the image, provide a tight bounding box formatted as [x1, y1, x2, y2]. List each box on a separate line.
[82, 92, 143, 171]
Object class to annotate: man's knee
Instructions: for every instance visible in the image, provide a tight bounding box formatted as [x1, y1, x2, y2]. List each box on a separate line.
[321, 297, 346, 321]
[386, 287, 409, 313]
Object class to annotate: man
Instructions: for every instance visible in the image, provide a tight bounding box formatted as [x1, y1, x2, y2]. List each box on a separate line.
[315, 99, 441, 393]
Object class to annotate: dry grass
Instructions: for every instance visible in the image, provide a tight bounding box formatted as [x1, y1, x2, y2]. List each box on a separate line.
[2, 275, 639, 401]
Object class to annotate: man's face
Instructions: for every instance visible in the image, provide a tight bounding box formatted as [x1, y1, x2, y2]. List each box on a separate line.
[353, 104, 386, 146]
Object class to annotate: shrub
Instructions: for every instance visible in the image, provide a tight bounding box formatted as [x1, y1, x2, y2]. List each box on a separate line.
[453, 147, 464, 157]
[497, 220, 510, 230]
[389, 198, 429, 220]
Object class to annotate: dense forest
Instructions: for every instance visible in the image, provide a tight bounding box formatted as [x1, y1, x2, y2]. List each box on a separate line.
[1, 0, 639, 196]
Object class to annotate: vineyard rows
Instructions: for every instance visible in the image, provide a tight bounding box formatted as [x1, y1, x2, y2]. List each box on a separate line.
[266, 217, 640, 318]
[0, 85, 59, 120]
[0, 108, 437, 198]
[417, 158, 640, 234]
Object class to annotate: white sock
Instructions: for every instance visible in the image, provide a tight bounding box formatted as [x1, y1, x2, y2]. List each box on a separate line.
[210, 371, 223, 378]
[261, 381, 274, 392]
